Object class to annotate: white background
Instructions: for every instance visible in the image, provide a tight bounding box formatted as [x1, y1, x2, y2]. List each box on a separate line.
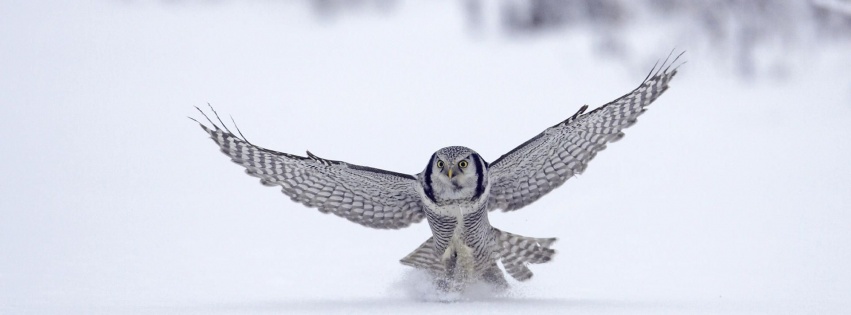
[2, 1, 850, 314]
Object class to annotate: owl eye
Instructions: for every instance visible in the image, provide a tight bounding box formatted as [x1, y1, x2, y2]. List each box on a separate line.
[436, 160, 444, 168]
[458, 160, 468, 168]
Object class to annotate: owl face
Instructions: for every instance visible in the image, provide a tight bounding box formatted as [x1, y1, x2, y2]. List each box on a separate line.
[422, 146, 487, 204]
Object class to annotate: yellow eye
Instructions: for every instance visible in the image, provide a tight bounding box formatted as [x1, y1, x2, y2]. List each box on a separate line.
[459, 160, 469, 168]
[436, 160, 444, 168]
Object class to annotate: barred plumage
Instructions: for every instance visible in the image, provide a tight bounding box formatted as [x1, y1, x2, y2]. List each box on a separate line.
[193, 53, 681, 291]
[192, 112, 426, 229]
[487, 53, 681, 212]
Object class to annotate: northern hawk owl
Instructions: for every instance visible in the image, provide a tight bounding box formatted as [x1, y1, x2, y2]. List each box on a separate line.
[192, 54, 681, 291]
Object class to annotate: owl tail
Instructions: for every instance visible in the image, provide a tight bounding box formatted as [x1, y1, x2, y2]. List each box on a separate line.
[399, 230, 556, 282]
[399, 237, 444, 273]
[492, 229, 557, 281]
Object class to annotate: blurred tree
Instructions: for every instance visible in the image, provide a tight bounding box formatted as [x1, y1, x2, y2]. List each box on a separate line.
[230, 0, 851, 77]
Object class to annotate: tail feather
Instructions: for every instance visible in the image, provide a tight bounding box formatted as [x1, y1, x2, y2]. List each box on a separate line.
[494, 229, 557, 281]
[399, 230, 557, 282]
[399, 237, 444, 274]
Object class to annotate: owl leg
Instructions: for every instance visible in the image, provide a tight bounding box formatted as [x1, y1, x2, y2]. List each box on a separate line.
[434, 276, 466, 293]
[435, 252, 467, 292]
[481, 263, 509, 289]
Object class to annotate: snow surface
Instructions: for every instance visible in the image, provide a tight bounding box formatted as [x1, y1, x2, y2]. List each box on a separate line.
[1, 1, 850, 314]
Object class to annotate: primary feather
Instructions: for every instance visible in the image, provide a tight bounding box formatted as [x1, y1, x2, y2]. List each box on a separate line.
[487, 53, 681, 212]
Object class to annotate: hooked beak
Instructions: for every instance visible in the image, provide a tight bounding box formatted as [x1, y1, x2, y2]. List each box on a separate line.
[447, 168, 454, 179]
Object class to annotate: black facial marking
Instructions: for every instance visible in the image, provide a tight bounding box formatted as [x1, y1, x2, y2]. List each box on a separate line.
[423, 152, 437, 203]
[471, 153, 485, 200]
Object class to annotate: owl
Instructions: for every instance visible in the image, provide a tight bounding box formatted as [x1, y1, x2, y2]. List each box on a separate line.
[192, 54, 681, 291]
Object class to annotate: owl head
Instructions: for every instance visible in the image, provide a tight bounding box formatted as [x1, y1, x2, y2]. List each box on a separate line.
[421, 146, 488, 204]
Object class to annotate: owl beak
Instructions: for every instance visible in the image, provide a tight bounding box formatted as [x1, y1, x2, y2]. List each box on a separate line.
[447, 168, 454, 179]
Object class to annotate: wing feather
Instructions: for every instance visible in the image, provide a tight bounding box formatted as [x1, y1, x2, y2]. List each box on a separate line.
[487, 53, 682, 212]
[193, 108, 426, 229]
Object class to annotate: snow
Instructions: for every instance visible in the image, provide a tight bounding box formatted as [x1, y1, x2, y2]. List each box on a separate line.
[1, 1, 850, 314]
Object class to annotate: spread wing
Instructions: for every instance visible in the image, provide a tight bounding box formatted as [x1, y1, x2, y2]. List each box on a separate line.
[192, 107, 426, 229]
[487, 53, 682, 212]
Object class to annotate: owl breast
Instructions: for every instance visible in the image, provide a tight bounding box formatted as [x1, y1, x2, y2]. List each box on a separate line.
[423, 199, 496, 279]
